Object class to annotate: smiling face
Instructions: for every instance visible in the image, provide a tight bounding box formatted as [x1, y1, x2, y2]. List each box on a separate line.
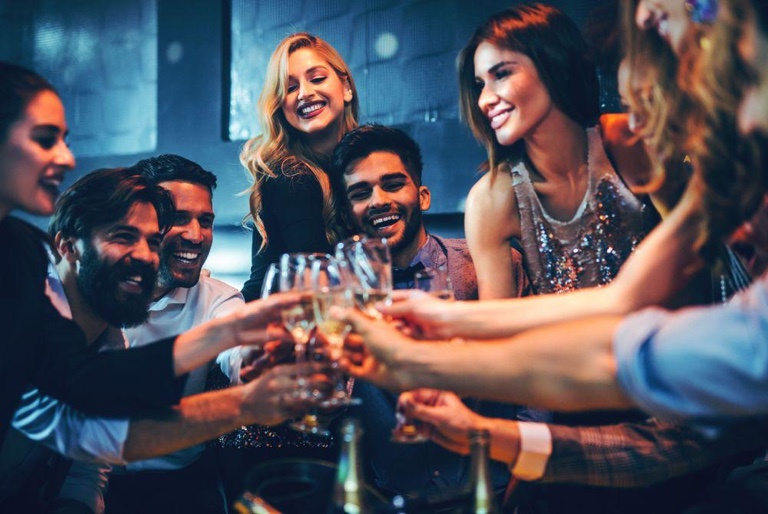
[0, 90, 75, 219]
[75, 201, 162, 328]
[343, 151, 430, 262]
[473, 42, 555, 147]
[280, 47, 353, 151]
[738, 16, 768, 137]
[635, 0, 692, 54]
[155, 180, 214, 298]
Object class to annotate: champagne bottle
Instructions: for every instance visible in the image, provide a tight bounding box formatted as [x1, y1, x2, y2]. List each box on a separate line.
[329, 417, 366, 514]
[466, 429, 500, 514]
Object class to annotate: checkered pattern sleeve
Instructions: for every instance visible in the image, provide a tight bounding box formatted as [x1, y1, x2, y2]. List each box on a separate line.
[541, 418, 743, 487]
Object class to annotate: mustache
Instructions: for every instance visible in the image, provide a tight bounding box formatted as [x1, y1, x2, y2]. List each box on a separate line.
[365, 205, 404, 223]
[114, 258, 157, 288]
[167, 241, 204, 252]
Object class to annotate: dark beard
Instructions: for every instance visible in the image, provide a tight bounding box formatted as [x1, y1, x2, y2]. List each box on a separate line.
[388, 207, 423, 254]
[77, 244, 156, 328]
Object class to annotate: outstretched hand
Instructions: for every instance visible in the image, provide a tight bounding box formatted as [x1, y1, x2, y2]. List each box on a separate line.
[238, 339, 295, 383]
[230, 292, 301, 348]
[399, 390, 485, 455]
[333, 307, 417, 392]
[379, 290, 467, 339]
[242, 362, 333, 426]
[400, 390, 522, 465]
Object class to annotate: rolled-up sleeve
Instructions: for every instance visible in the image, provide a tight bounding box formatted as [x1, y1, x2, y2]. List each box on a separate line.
[614, 277, 768, 432]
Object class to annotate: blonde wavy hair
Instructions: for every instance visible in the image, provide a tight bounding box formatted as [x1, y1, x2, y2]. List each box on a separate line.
[682, 0, 766, 263]
[241, 33, 359, 252]
[620, 0, 691, 214]
[457, 4, 600, 181]
[620, 0, 765, 265]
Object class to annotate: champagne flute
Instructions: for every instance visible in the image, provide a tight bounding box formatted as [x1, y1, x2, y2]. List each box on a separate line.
[392, 266, 453, 442]
[311, 256, 360, 407]
[279, 253, 329, 435]
[279, 254, 316, 349]
[335, 235, 393, 319]
[414, 265, 455, 300]
[236, 263, 285, 376]
[260, 262, 280, 299]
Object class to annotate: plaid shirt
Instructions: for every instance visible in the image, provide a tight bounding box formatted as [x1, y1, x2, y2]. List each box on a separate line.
[542, 418, 767, 487]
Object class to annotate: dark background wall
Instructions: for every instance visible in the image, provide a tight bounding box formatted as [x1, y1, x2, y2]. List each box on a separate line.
[0, 0, 619, 288]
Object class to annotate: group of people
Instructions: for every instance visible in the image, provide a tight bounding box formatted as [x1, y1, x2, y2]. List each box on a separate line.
[2, 0, 768, 512]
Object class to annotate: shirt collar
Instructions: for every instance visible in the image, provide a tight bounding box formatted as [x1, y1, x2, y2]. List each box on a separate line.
[149, 285, 190, 311]
[406, 234, 446, 270]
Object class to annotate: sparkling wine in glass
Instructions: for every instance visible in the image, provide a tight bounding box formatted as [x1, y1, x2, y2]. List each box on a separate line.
[414, 265, 455, 300]
[336, 235, 393, 318]
[279, 253, 329, 435]
[311, 256, 360, 407]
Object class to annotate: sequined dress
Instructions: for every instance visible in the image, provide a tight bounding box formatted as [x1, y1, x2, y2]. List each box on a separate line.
[511, 127, 648, 294]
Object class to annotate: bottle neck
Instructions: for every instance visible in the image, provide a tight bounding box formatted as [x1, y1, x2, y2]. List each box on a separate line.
[468, 429, 499, 514]
[332, 419, 365, 514]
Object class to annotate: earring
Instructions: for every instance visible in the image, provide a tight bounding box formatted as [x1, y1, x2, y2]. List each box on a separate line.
[684, 0, 718, 25]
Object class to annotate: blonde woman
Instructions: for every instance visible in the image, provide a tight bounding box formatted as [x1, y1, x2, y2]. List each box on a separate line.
[240, 33, 358, 300]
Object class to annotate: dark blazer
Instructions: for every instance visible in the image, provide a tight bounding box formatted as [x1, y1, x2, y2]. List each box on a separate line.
[0, 217, 185, 446]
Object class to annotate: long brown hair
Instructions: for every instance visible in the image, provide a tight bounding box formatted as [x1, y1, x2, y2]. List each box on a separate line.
[620, 0, 765, 265]
[457, 3, 599, 179]
[684, 0, 766, 263]
[619, 0, 691, 213]
[240, 33, 359, 252]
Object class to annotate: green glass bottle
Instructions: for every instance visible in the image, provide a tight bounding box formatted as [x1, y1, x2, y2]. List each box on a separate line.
[329, 417, 367, 514]
[467, 429, 500, 514]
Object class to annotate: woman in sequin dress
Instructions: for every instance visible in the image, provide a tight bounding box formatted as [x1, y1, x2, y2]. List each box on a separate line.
[459, 4, 655, 299]
[373, 0, 757, 341]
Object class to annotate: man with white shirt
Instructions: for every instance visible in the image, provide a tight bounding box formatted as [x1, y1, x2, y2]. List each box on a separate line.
[100, 154, 247, 514]
[2, 165, 314, 514]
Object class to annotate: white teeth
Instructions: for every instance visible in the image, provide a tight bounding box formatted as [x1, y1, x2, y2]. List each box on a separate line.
[372, 214, 400, 227]
[126, 275, 142, 284]
[299, 103, 323, 116]
[40, 177, 62, 187]
[175, 252, 198, 262]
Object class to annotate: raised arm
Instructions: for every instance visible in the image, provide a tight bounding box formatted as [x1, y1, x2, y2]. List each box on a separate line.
[16, 363, 326, 465]
[465, 172, 522, 299]
[122, 363, 323, 461]
[171, 292, 297, 377]
[340, 307, 631, 411]
[382, 183, 705, 340]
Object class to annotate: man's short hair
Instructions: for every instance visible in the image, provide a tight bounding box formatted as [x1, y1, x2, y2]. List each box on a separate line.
[330, 124, 424, 188]
[133, 154, 217, 193]
[48, 167, 174, 246]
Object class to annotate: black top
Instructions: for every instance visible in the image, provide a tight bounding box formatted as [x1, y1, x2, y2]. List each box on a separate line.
[0, 216, 186, 445]
[241, 171, 332, 301]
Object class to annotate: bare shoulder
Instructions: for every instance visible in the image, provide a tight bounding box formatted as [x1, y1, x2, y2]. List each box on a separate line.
[465, 171, 520, 241]
[599, 113, 652, 188]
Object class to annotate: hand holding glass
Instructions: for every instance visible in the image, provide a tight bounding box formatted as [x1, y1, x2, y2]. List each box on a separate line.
[311, 256, 360, 407]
